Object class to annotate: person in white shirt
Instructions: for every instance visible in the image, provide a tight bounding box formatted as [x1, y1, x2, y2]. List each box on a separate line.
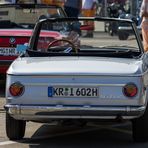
[82, 0, 97, 10]
[81, 0, 98, 37]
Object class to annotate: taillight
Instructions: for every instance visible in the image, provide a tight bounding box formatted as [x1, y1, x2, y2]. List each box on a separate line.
[123, 83, 138, 98]
[9, 82, 24, 97]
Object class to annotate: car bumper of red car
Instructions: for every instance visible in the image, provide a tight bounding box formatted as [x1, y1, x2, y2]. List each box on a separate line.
[0, 60, 13, 74]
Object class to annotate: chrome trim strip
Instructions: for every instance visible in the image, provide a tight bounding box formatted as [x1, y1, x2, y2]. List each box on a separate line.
[5, 104, 145, 120]
[23, 83, 126, 87]
[8, 74, 144, 77]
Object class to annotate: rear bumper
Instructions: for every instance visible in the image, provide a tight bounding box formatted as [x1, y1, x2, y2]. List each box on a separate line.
[0, 66, 9, 74]
[4, 104, 146, 121]
[0, 60, 13, 74]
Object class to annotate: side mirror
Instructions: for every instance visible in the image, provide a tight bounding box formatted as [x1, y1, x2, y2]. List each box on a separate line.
[16, 44, 28, 55]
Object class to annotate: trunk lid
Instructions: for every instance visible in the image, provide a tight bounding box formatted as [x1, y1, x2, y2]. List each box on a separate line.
[8, 56, 142, 76]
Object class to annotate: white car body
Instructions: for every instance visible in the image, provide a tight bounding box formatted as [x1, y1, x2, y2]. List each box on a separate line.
[4, 17, 148, 142]
[6, 56, 147, 120]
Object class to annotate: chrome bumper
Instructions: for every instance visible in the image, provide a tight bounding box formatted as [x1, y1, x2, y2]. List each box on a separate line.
[4, 104, 146, 120]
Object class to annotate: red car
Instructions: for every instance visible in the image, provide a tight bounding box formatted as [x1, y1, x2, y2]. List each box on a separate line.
[0, 3, 68, 78]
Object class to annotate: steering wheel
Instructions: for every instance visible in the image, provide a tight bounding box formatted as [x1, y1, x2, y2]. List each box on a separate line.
[47, 39, 78, 53]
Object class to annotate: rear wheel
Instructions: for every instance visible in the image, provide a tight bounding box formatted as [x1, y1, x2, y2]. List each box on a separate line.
[132, 105, 148, 142]
[6, 113, 26, 140]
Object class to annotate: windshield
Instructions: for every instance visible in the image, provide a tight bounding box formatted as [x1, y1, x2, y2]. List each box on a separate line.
[29, 18, 143, 58]
[0, 4, 66, 29]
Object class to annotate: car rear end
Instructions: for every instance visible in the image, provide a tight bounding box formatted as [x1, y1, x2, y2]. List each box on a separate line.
[5, 57, 147, 122]
[0, 29, 31, 76]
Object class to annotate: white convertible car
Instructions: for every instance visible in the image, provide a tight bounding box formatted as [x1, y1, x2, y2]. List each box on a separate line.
[4, 17, 148, 142]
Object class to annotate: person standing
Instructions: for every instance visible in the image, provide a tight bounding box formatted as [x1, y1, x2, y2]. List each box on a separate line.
[40, 0, 64, 7]
[140, 0, 148, 52]
[81, 0, 98, 37]
[64, 0, 82, 17]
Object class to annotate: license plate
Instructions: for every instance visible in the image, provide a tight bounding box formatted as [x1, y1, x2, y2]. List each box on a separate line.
[48, 86, 99, 98]
[0, 48, 17, 56]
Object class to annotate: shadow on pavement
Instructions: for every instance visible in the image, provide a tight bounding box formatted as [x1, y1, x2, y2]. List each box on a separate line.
[14, 123, 147, 148]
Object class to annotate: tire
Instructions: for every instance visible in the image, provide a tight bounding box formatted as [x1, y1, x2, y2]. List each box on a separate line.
[108, 23, 114, 36]
[140, 34, 143, 41]
[6, 113, 26, 140]
[118, 31, 129, 40]
[132, 105, 148, 142]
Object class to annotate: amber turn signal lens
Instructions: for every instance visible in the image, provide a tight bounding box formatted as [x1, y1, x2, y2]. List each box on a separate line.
[9, 82, 24, 97]
[123, 83, 138, 98]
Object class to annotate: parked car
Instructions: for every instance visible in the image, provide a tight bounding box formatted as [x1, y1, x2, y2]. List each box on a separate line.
[0, 3, 68, 79]
[118, 13, 142, 40]
[106, 1, 142, 40]
[4, 17, 148, 142]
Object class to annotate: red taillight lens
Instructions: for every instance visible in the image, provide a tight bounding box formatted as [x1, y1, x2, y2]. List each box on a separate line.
[123, 83, 138, 98]
[9, 82, 24, 97]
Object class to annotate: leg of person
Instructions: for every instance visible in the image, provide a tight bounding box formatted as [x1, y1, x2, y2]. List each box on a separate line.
[82, 9, 95, 37]
[142, 21, 148, 52]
